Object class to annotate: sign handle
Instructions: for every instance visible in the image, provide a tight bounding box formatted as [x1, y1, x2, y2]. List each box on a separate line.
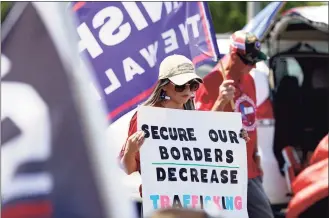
[218, 59, 235, 110]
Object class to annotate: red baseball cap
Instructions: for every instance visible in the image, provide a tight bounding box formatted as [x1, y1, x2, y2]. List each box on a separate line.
[230, 30, 268, 64]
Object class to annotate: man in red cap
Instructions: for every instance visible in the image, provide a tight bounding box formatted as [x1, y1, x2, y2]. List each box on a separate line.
[195, 30, 273, 218]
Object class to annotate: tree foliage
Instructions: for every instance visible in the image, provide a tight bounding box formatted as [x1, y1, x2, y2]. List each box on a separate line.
[208, 1, 325, 33]
[1, 2, 325, 29]
[1, 2, 13, 23]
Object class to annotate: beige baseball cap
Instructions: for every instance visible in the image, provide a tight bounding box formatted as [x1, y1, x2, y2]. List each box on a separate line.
[158, 54, 203, 85]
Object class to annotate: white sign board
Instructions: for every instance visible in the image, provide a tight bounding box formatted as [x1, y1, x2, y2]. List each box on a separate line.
[138, 106, 248, 218]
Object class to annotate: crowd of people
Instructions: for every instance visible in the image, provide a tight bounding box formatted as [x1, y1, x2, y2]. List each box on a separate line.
[119, 30, 274, 218]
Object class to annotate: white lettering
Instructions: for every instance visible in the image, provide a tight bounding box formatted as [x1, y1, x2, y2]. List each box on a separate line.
[77, 23, 103, 59]
[173, 2, 181, 9]
[123, 57, 145, 82]
[142, 2, 172, 23]
[187, 14, 201, 38]
[140, 41, 159, 68]
[122, 2, 148, 31]
[164, 2, 173, 13]
[1, 54, 53, 203]
[178, 23, 189, 45]
[93, 6, 131, 46]
[104, 68, 121, 95]
[161, 29, 179, 54]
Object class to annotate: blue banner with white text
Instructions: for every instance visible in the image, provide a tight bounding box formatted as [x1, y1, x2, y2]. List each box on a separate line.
[73, 2, 219, 122]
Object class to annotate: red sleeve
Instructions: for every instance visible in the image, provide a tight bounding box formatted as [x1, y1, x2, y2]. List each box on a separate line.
[245, 73, 257, 104]
[195, 67, 223, 111]
[2, 200, 52, 218]
[118, 112, 140, 172]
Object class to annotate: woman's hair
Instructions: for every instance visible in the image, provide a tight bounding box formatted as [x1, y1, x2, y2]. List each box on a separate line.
[142, 79, 195, 110]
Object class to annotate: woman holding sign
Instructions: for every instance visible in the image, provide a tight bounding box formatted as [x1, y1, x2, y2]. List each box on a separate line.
[119, 54, 249, 217]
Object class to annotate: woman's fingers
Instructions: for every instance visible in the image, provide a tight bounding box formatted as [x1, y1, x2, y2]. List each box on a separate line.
[136, 131, 145, 142]
[129, 134, 138, 143]
[239, 129, 250, 142]
[129, 131, 145, 144]
[138, 137, 145, 148]
[135, 131, 145, 149]
[240, 134, 250, 141]
[240, 132, 247, 138]
[126, 131, 146, 153]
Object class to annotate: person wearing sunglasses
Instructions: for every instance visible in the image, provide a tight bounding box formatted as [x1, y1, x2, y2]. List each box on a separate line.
[119, 54, 249, 217]
[194, 31, 273, 218]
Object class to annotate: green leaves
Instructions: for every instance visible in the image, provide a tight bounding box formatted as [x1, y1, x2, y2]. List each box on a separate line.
[1, 2, 13, 23]
[208, 2, 325, 33]
[208, 2, 246, 33]
[1, 2, 324, 30]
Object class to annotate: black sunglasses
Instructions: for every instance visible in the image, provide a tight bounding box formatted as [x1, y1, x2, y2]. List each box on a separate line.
[237, 53, 258, 66]
[171, 79, 200, 92]
[238, 40, 261, 65]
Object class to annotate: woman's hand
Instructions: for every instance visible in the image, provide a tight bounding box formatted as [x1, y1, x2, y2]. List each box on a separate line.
[122, 130, 145, 174]
[124, 130, 145, 155]
[218, 80, 235, 103]
[239, 128, 250, 142]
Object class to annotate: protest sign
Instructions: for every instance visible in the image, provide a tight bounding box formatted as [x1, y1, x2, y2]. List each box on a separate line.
[73, 2, 219, 122]
[138, 106, 248, 218]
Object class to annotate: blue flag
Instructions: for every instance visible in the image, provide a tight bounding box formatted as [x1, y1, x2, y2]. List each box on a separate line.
[73, 2, 219, 122]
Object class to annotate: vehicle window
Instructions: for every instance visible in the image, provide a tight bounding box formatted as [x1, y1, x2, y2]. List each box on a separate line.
[274, 57, 304, 87]
[286, 58, 304, 86]
[312, 68, 328, 89]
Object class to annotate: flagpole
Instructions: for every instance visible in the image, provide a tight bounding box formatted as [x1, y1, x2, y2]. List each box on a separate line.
[218, 59, 235, 110]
